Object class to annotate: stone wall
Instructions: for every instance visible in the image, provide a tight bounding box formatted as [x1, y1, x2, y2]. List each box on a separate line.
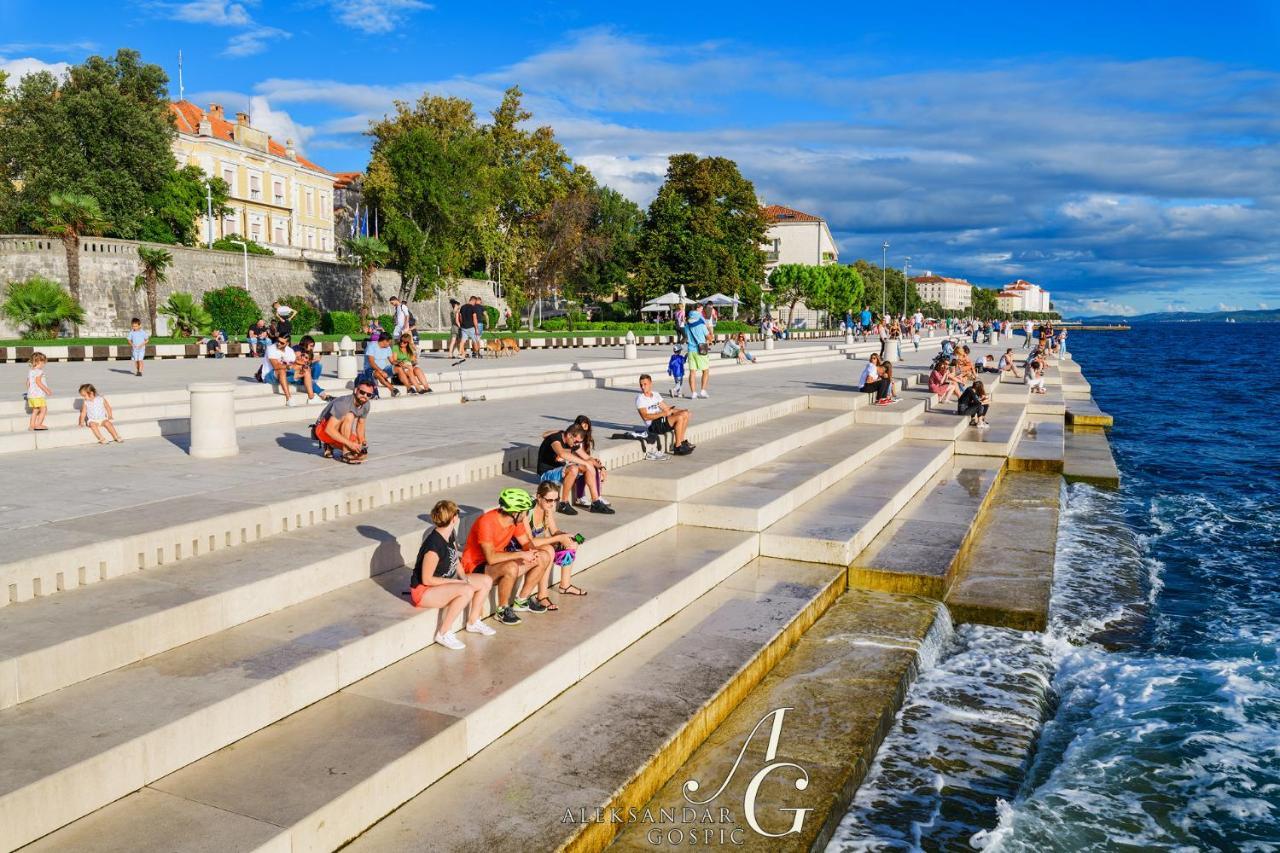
[0, 236, 507, 337]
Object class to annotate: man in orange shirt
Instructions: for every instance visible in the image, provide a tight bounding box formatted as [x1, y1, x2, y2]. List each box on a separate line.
[461, 488, 552, 625]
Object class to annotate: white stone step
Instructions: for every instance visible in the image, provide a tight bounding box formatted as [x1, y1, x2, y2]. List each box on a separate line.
[15, 527, 759, 853]
[854, 397, 927, 425]
[954, 399, 1029, 457]
[679, 423, 901, 531]
[0, 476, 674, 709]
[606, 408, 857, 502]
[759, 439, 955, 565]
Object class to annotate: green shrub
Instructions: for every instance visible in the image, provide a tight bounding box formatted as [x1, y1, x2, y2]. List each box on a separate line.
[541, 318, 567, 331]
[1, 276, 85, 338]
[505, 310, 520, 332]
[603, 301, 632, 322]
[160, 292, 213, 336]
[211, 234, 273, 256]
[321, 310, 362, 336]
[377, 313, 395, 337]
[484, 306, 499, 329]
[202, 286, 261, 335]
[277, 295, 320, 334]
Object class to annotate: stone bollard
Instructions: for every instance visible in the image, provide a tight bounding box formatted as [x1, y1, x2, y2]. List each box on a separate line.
[845, 332, 854, 346]
[623, 330, 638, 360]
[188, 383, 239, 458]
[337, 335, 358, 380]
[764, 335, 775, 351]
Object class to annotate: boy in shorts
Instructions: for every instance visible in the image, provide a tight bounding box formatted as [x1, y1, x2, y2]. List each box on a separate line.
[126, 318, 150, 377]
[635, 373, 693, 456]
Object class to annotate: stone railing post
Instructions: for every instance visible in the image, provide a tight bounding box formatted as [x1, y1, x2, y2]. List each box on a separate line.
[188, 383, 239, 458]
[624, 330, 638, 360]
[337, 335, 358, 380]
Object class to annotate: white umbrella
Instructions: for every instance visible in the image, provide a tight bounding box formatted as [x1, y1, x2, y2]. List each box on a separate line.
[699, 293, 741, 306]
[639, 303, 670, 313]
[644, 292, 684, 306]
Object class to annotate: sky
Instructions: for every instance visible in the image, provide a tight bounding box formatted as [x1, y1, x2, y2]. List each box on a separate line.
[2, 0, 1278, 315]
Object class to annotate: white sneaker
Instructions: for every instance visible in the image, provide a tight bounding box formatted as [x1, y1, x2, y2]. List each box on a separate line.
[671, 386, 679, 397]
[699, 390, 709, 398]
[435, 631, 466, 650]
[574, 497, 591, 507]
[644, 450, 669, 461]
[465, 621, 496, 637]
[307, 396, 320, 405]
[285, 397, 298, 407]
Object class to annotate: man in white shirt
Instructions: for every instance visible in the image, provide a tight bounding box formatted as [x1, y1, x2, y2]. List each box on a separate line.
[263, 335, 298, 405]
[390, 296, 411, 338]
[635, 373, 694, 456]
[1024, 319, 1035, 349]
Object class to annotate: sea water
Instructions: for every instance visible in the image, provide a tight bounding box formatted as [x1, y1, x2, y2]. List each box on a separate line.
[827, 323, 1280, 851]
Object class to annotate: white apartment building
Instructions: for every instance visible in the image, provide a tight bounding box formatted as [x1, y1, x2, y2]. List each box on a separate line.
[997, 279, 1052, 313]
[762, 205, 839, 273]
[910, 273, 973, 311]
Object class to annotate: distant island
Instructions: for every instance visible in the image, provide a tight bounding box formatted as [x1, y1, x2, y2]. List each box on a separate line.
[1072, 307, 1280, 324]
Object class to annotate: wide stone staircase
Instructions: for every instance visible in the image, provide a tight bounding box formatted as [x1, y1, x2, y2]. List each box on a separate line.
[0, 348, 1093, 853]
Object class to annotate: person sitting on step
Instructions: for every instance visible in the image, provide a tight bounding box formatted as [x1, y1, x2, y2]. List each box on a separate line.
[955, 346, 978, 382]
[460, 488, 553, 625]
[562, 415, 610, 510]
[390, 333, 432, 394]
[528, 482, 588, 603]
[929, 355, 960, 405]
[408, 500, 496, 650]
[1025, 352, 1047, 394]
[958, 379, 991, 429]
[636, 373, 694, 455]
[858, 353, 893, 404]
[537, 423, 615, 515]
[998, 348, 1023, 380]
[361, 331, 400, 398]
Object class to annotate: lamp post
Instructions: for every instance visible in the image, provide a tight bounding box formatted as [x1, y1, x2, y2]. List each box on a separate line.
[228, 240, 249, 290]
[902, 256, 911, 319]
[881, 241, 889, 319]
[205, 182, 215, 247]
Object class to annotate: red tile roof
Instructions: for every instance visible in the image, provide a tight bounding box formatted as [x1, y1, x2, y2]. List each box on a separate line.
[910, 275, 972, 286]
[169, 101, 329, 175]
[1004, 279, 1039, 290]
[762, 204, 824, 223]
[333, 171, 362, 189]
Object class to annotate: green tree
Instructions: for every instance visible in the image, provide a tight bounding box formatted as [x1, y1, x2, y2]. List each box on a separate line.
[637, 154, 768, 307]
[768, 264, 827, 328]
[567, 185, 644, 304]
[134, 246, 173, 333]
[850, 260, 920, 318]
[1, 276, 85, 338]
[159, 292, 212, 336]
[35, 193, 109, 322]
[971, 287, 1000, 319]
[0, 49, 176, 238]
[345, 236, 391, 325]
[811, 265, 865, 324]
[140, 166, 231, 246]
[365, 94, 495, 295]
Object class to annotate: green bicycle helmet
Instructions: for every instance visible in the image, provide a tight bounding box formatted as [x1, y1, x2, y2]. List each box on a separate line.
[498, 488, 534, 513]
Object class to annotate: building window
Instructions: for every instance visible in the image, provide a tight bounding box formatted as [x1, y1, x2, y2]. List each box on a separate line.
[249, 175, 262, 201]
[273, 220, 285, 245]
[222, 166, 235, 194]
[273, 180, 284, 206]
[306, 229, 315, 249]
[305, 189, 313, 216]
[320, 234, 328, 251]
[320, 192, 328, 219]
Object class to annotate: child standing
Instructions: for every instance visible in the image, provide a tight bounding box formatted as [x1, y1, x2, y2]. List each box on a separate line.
[26, 352, 51, 431]
[78, 384, 123, 444]
[126, 318, 150, 377]
[667, 345, 687, 398]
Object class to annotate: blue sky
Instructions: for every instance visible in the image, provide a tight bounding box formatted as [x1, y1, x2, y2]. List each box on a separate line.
[3, 0, 1278, 314]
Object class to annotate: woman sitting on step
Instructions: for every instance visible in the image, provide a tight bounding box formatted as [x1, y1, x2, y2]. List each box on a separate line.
[929, 356, 960, 405]
[958, 380, 991, 430]
[391, 333, 433, 395]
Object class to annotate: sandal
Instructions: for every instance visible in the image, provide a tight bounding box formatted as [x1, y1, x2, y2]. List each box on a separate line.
[339, 454, 364, 465]
[557, 584, 587, 596]
[535, 595, 559, 611]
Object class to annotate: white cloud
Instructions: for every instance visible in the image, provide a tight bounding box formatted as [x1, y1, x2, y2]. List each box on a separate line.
[167, 0, 253, 26]
[330, 0, 432, 35]
[0, 56, 69, 82]
[224, 27, 290, 58]
[1260, 302, 1270, 310]
[1216, 302, 1242, 312]
[247, 96, 313, 150]
[1060, 298, 1139, 317]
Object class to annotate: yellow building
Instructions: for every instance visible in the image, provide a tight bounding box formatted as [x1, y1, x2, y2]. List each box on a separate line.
[169, 101, 335, 257]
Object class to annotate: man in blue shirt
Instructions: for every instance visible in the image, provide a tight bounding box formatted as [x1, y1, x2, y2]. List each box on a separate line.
[362, 332, 400, 397]
[684, 304, 711, 397]
[859, 306, 872, 332]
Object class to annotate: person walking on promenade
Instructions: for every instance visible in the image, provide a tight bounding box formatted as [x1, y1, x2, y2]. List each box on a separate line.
[25, 352, 52, 431]
[77, 383, 123, 444]
[126, 318, 150, 378]
[684, 304, 712, 398]
[316, 379, 374, 463]
[457, 295, 484, 363]
[674, 304, 687, 344]
[958, 380, 991, 429]
[637, 373, 694, 455]
[1023, 319, 1035, 349]
[667, 345, 687, 397]
[460, 488, 553, 625]
[447, 299, 463, 360]
[408, 500, 496, 650]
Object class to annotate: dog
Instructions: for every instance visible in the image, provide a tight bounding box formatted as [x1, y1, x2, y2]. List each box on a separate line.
[500, 337, 520, 356]
[485, 339, 504, 357]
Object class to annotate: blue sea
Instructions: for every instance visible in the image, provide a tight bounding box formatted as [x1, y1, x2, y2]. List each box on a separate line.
[828, 323, 1280, 851]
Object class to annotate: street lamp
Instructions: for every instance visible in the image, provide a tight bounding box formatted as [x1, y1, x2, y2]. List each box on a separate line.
[205, 182, 215, 247]
[881, 241, 889, 318]
[228, 240, 249, 290]
[902, 256, 911, 319]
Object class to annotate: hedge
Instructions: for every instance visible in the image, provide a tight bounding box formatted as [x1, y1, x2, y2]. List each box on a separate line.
[321, 310, 362, 336]
[202, 286, 261, 335]
[277, 295, 320, 335]
[537, 319, 753, 334]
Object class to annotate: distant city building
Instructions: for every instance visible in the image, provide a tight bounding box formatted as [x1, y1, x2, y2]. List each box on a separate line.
[169, 101, 335, 257]
[761, 205, 839, 273]
[997, 279, 1052, 313]
[910, 273, 973, 311]
[760, 205, 839, 329]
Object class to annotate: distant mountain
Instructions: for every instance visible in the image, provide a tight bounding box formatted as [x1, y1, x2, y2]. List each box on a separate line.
[1072, 308, 1280, 324]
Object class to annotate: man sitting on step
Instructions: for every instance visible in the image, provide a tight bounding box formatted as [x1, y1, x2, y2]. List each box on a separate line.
[537, 423, 614, 516]
[460, 488, 553, 625]
[636, 373, 694, 456]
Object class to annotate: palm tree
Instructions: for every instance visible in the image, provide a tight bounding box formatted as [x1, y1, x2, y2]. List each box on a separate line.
[134, 247, 173, 333]
[35, 194, 110, 326]
[159, 292, 212, 337]
[1, 277, 86, 339]
[344, 236, 390, 326]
